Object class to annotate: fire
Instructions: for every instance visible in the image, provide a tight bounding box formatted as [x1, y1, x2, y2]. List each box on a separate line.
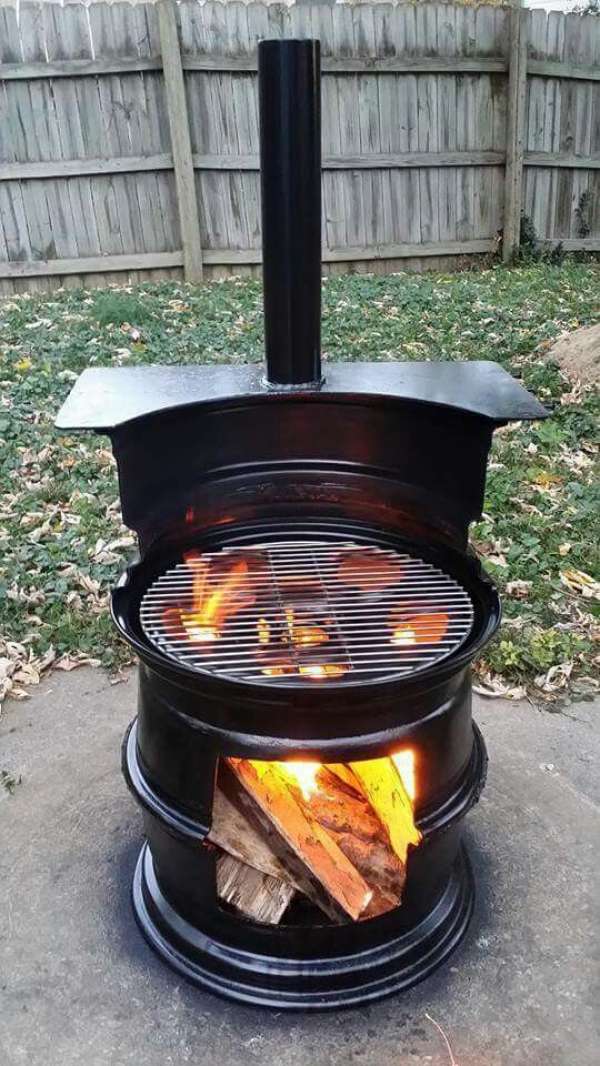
[298, 663, 347, 679]
[291, 625, 329, 647]
[257, 605, 343, 678]
[391, 624, 416, 646]
[239, 757, 322, 801]
[282, 761, 321, 800]
[261, 661, 347, 680]
[223, 752, 423, 925]
[391, 611, 449, 646]
[169, 551, 254, 644]
[391, 750, 416, 803]
[285, 608, 329, 647]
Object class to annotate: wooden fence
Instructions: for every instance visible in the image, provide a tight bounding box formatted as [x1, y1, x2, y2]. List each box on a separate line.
[0, 0, 599, 292]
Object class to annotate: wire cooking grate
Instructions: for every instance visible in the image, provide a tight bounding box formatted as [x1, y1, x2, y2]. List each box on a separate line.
[139, 540, 474, 685]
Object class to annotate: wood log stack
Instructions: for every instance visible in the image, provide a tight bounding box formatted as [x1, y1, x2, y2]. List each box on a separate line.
[207, 755, 422, 925]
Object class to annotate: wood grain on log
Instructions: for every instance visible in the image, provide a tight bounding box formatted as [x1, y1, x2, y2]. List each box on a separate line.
[326, 763, 362, 793]
[209, 784, 299, 886]
[350, 759, 422, 866]
[300, 768, 406, 917]
[211, 757, 421, 924]
[216, 853, 295, 925]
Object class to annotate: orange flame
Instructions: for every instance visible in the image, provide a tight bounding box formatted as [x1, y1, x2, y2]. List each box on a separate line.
[293, 628, 329, 647]
[299, 663, 348, 679]
[257, 607, 340, 677]
[282, 761, 321, 800]
[391, 750, 417, 803]
[261, 663, 294, 677]
[261, 662, 347, 680]
[169, 551, 254, 644]
[285, 607, 330, 648]
[391, 611, 449, 646]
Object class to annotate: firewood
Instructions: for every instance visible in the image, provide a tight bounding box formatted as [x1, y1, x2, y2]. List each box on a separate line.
[212, 758, 420, 924]
[349, 758, 422, 865]
[326, 763, 363, 793]
[209, 785, 299, 887]
[227, 758, 374, 922]
[306, 767, 406, 914]
[216, 853, 295, 924]
[217, 761, 349, 922]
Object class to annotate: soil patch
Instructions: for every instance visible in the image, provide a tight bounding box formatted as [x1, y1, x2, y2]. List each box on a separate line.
[545, 324, 600, 387]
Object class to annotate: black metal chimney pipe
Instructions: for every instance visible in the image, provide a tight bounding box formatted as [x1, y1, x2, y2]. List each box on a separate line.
[258, 38, 322, 386]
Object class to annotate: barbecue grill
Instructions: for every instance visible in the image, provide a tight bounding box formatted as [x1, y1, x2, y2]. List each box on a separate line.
[56, 38, 548, 1009]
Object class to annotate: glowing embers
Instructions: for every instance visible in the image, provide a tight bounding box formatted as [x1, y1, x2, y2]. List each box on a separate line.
[390, 611, 449, 647]
[210, 751, 422, 925]
[139, 540, 474, 683]
[256, 604, 349, 680]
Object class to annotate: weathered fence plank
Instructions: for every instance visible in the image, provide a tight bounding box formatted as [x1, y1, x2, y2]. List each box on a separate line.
[0, 1, 599, 291]
[528, 59, 600, 83]
[0, 239, 497, 279]
[503, 3, 528, 263]
[158, 0, 203, 281]
[5, 53, 600, 84]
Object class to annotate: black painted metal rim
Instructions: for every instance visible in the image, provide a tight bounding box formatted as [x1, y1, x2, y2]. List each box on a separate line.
[122, 717, 488, 842]
[131, 843, 475, 1010]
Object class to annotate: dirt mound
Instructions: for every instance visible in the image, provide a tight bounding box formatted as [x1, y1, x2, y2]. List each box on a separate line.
[545, 324, 600, 387]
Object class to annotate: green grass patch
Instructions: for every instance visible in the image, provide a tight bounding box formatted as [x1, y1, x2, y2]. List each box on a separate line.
[0, 262, 598, 704]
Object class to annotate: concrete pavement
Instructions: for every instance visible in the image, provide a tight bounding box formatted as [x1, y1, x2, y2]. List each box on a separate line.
[1, 668, 599, 1066]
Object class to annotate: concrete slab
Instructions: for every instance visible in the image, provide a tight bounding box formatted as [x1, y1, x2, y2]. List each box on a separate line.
[1, 668, 599, 1066]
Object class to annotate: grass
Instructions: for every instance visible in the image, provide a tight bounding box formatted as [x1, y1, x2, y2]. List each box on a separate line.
[0, 262, 598, 706]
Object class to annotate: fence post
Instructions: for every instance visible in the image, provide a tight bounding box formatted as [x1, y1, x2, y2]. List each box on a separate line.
[158, 0, 203, 282]
[503, 1, 527, 263]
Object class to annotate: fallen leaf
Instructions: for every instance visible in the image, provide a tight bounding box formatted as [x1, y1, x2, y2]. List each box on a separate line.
[506, 580, 532, 599]
[533, 471, 563, 489]
[560, 569, 600, 600]
[473, 670, 527, 700]
[535, 662, 573, 693]
[487, 553, 508, 568]
[55, 653, 101, 672]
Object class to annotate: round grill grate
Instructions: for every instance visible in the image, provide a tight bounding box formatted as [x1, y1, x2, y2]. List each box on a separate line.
[139, 540, 474, 685]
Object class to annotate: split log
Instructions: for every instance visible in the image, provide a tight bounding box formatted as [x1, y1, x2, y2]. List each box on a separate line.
[350, 758, 422, 865]
[217, 761, 348, 922]
[216, 853, 295, 925]
[226, 758, 374, 922]
[209, 785, 299, 887]
[301, 767, 406, 917]
[208, 783, 299, 923]
[326, 763, 363, 792]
